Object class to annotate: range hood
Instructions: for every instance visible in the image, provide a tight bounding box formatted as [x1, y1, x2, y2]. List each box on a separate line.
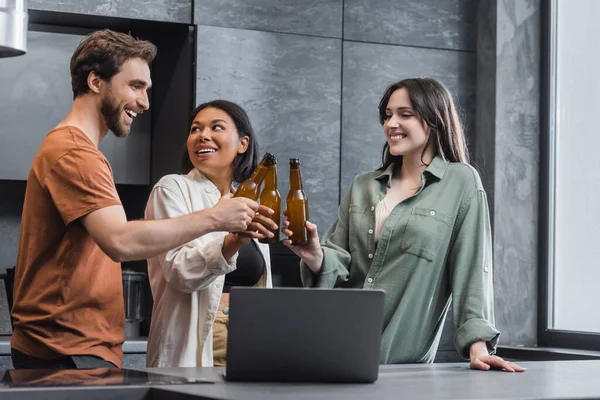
[0, 0, 27, 58]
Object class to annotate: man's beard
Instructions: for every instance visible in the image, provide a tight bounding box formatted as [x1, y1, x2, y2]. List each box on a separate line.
[100, 94, 130, 138]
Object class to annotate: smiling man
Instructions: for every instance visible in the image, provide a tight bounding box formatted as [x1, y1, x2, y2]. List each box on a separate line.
[10, 30, 263, 369]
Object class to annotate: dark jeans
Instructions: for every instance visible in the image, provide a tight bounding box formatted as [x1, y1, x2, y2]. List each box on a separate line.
[11, 348, 117, 369]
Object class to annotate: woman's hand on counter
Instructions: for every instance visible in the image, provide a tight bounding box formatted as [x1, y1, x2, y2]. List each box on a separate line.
[469, 340, 526, 372]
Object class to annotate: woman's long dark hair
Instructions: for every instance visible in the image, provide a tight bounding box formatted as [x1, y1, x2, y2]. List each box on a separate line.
[181, 100, 259, 183]
[377, 78, 470, 171]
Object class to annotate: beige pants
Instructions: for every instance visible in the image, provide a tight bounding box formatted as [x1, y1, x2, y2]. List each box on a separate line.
[212, 273, 267, 367]
[212, 297, 229, 367]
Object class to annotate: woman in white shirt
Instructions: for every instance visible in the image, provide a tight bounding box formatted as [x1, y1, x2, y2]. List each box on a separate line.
[145, 100, 277, 367]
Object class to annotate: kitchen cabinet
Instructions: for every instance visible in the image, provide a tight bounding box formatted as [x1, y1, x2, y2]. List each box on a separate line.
[194, 0, 342, 38]
[28, 0, 192, 24]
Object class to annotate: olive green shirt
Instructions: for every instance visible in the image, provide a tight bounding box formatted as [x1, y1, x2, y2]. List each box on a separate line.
[301, 156, 500, 364]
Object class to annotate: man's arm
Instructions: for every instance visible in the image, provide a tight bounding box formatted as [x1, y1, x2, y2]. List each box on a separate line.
[81, 194, 258, 262]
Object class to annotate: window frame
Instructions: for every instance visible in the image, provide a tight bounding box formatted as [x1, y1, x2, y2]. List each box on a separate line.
[538, 0, 600, 351]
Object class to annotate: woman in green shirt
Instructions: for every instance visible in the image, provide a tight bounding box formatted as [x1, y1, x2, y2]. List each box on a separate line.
[282, 77, 525, 372]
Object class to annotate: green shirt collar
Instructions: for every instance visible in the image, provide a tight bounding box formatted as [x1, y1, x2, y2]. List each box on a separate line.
[374, 155, 448, 186]
[425, 155, 448, 180]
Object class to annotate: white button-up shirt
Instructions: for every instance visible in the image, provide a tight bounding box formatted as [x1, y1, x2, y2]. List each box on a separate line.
[145, 169, 272, 367]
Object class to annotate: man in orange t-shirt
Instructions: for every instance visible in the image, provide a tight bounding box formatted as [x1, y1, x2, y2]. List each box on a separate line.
[10, 30, 270, 369]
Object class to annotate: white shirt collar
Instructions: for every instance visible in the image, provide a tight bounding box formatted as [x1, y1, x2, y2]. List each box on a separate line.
[186, 168, 220, 194]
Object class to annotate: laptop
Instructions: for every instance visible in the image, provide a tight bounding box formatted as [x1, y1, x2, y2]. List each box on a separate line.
[225, 287, 385, 383]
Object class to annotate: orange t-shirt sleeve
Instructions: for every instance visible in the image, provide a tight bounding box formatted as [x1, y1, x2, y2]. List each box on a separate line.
[44, 147, 122, 225]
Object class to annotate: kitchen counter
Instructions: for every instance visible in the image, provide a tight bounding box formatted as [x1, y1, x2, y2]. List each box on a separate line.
[1, 360, 600, 399]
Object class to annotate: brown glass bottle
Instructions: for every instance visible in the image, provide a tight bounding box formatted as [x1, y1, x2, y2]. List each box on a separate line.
[234, 152, 275, 201]
[258, 158, 280, 244]
[286, 158, 309, 245]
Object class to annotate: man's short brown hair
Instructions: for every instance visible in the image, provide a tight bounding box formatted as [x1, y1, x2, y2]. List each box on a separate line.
[70, 29, 157, 99]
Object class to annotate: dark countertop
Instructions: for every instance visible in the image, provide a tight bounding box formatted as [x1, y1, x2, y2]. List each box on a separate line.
[2, 360, 600, 399]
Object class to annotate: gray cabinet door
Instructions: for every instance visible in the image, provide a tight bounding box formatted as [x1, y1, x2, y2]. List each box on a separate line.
[0, 355, 13, 368]
[122, 354, 146, 369]
[0, 30, 151, 185]
[28, 0, 192, 24]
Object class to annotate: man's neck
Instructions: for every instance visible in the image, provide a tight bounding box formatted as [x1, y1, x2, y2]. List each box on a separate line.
[56, 96, 108, 147]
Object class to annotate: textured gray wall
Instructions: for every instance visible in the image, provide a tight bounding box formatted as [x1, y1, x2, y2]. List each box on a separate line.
[493, 0, 540, 347]
[344, 0, 477, 50]
[475, 0, 540, 347]
[475, 0, 497, 215]
[194, 0, 343, 37]
[195, 25, 341, 237]
[28, 0, 192, 23]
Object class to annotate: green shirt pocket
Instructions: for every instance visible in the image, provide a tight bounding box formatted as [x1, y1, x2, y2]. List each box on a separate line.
[400, 207, 452, 262]
[348, 204, 367, 252]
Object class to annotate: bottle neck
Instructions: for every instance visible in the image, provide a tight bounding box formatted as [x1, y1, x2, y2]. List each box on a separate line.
[263, 164, 277, 190]
[289, 166, 303, 191]
[249, 163, 269, 185]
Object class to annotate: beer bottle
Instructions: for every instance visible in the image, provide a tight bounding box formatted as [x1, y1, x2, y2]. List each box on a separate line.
[258, 158, 280, 244]
[234, 152, 275, 201]
[286, 158, 309, 245]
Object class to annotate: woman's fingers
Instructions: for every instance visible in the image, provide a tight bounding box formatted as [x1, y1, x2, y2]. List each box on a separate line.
[470, 355, 526, 372]
[469, 357, 490, 371]
[305, 221, 320, 242]
[252, 213, 278, 230]
[236, 231, 264, 240]
[282, 227, 293, 237]
[256, 204, 274, 216]
[485, 356, 515, 372]
[507, 362, 526, 372]
[247, 221, 274, 238]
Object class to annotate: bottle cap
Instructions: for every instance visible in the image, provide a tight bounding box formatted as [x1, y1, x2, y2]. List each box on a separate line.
[262, 152, 276, 166]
